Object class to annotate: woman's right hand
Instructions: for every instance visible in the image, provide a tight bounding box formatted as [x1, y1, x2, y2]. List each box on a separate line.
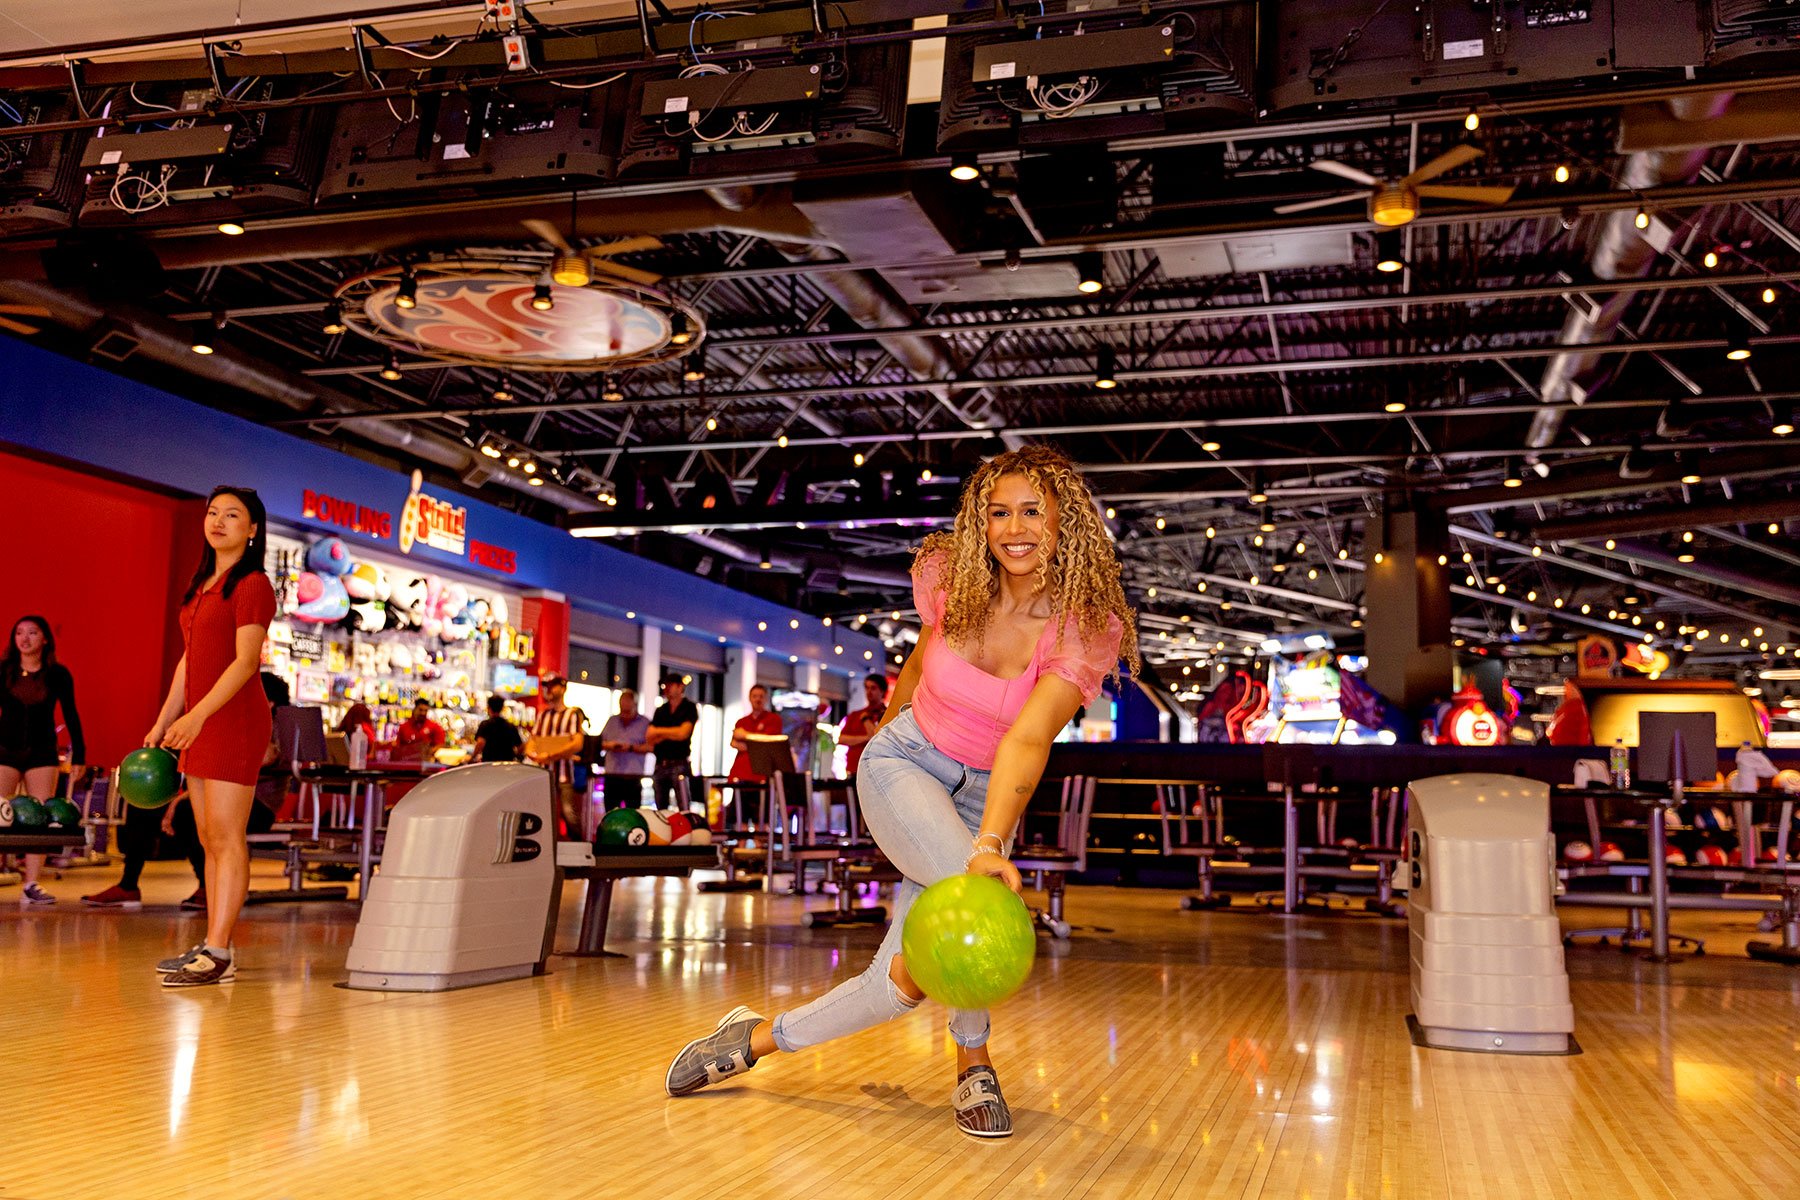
[968, 850, 1023, 895]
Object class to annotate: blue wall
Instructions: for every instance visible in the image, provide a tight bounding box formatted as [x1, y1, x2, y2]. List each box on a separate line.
[0, 339, 883, 670]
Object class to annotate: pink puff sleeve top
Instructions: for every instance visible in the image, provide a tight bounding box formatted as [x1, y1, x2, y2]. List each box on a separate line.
[908, 551, 1123, 770]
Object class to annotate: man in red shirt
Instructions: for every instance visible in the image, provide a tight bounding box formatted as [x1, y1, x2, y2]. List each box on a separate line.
[837, 674, 888, 778]
[391, 698, 446, 763]
[728, 684, 785, 782]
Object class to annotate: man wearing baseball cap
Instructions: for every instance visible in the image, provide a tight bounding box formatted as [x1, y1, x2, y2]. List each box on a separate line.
[646, 673, 700, 811]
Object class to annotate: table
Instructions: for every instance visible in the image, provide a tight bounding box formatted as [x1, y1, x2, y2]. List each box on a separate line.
[1554, 784, 1800, 962]
[1095, 776, 1364, 914]
[559, 847, 722, 956]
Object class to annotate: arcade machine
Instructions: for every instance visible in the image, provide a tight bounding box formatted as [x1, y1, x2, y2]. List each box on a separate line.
[1250, 636, 1403, 745]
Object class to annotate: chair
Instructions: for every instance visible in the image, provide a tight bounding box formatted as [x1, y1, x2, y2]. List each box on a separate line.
[1010, 775, 1096, 939]
[767, 770, 830, 895]
[697, 777, 765, 894]
[245, 706, 351, 905]
[1158, 782, 1286, 910]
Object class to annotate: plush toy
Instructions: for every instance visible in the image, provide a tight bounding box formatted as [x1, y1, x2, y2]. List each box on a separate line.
[291, 537, 353, 623]
[435, 581, 474, 641]
[306, 537, 353, 578]
[420, 577, 446, 640]
[344, 560, 388, 602]
[448, 600, 483, 643]
[344, 559, 391, 633]
[387, 574, 430, 631]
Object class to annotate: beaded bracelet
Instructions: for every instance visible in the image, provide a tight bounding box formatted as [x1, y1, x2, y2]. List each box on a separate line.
[964, 833, 1006, 870]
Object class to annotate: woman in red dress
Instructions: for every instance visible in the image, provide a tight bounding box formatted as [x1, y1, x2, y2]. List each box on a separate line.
[146, 486, 276, 988]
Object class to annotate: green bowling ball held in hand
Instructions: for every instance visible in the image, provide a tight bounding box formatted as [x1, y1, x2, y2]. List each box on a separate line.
[900, 873, 1037, 1011]
[119, 747, 181, 809]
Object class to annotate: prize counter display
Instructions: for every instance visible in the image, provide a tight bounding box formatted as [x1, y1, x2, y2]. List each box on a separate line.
[261, 530, 538, 756]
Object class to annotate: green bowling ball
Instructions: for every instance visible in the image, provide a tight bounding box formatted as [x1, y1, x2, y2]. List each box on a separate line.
[10, 797, 48, 828]
[598, 807, 649, 847]
[44, 798, 81, 828]
[900, 873, 1037, 1010]
[119, 747, 180, 809]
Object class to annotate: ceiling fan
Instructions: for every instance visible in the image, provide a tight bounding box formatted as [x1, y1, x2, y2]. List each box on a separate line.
[0, 303, 51, 336]
[1274, 145, 1515, 227]
[520, 219, 664, 288]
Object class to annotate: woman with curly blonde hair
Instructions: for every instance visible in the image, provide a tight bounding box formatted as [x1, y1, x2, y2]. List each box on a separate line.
[665, 445, 1137, 1138]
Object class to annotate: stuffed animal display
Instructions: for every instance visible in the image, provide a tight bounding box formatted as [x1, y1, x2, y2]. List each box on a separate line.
[286, 536, 503, 647]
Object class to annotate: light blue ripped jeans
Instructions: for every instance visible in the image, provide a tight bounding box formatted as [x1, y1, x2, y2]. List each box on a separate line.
[772, 707, 999, 1052]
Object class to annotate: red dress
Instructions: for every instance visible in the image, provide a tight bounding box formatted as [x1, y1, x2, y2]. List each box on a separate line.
[177, 572, 276, 785]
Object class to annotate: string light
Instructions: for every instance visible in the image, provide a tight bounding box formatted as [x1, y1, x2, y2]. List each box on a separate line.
[1703, 249, 1720, 269]
[1634, 209, 1651, 231]
[1464, 110, 1480, 132]
[1553, 164, 1570, 184]
[1763, 286, 1778, 305]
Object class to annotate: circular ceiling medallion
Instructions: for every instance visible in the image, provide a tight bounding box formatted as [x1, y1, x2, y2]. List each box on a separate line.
[363, 273, 670, 368]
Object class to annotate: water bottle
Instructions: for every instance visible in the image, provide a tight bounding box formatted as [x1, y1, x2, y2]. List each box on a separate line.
[1609, 739, 1630, 790]
[349, 726, 369, 770]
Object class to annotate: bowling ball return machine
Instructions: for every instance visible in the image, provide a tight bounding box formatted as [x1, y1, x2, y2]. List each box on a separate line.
[345, 763, 561, 991]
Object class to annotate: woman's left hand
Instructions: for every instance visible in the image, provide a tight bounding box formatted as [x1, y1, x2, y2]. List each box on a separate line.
[162, 711, 206, 751]
[968, 850, 1023, 895]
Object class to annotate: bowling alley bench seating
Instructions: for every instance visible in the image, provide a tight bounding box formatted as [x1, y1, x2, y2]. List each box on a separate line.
[558, 845, 723, 957]
[0, 828, 86, 856]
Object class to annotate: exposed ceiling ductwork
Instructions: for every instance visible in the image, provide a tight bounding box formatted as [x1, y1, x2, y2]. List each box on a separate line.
[703, 185, 1016, 446]
[683, 530, 913, 590]
[1526, 92, 1734, 449]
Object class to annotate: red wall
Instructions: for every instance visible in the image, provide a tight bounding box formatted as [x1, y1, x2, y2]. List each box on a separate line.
[0, 449, 202, 768]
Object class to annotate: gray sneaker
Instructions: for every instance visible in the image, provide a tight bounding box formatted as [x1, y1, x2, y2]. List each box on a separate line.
[155, 944, 205, 975]
[664, 1005, 764, 1097]
[953, 1066, 1013, 1138]
[20, 883, 55, 906]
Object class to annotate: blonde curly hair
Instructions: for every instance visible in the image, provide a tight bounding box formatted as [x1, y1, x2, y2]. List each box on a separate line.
[916, 444, 1140, 677]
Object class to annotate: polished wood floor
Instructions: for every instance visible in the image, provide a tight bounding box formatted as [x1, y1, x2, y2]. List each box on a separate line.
[3, 860, 1800, 1200]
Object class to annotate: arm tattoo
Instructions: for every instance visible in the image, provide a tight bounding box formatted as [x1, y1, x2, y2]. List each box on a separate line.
[1014, 785, 1030, 794]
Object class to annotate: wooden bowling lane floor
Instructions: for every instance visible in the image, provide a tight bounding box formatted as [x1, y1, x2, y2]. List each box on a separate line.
[4, 862, 1800, 1200]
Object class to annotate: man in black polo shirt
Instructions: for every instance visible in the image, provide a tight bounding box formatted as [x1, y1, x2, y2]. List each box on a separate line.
[646, 674, 699, 811]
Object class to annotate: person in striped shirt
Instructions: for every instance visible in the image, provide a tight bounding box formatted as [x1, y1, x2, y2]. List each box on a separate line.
[528, 673, 590, 839]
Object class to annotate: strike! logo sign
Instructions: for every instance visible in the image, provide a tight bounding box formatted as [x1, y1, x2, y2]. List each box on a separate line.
[399, 469, 468, 556]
